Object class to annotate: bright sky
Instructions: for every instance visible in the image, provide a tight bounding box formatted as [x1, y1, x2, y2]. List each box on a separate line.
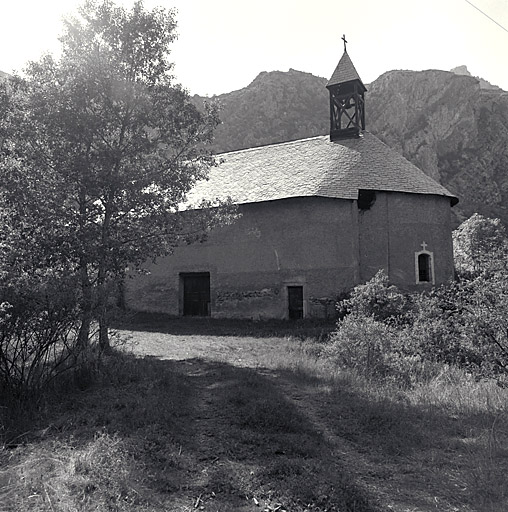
[1, 0, 507, 95]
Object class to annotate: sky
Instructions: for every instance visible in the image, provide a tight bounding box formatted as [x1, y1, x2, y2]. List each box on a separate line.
[1, 0, 507, 96]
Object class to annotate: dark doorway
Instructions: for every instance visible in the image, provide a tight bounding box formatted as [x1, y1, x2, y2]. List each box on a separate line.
[288, 286, 304, 319]
[182, 273, 211, 316]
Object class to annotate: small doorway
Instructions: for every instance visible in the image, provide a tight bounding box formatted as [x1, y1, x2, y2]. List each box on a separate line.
[287, 286, 304, 320]
[181, 273, 210, 316]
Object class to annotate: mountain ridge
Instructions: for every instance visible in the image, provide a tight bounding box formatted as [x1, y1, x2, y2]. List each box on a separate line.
[194, 67, 508, 227]
[3, 66, 507, 227]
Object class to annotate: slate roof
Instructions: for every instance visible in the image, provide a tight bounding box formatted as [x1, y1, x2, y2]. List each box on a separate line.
[187, 132, 458, 206]
[327, 51, 366, 90]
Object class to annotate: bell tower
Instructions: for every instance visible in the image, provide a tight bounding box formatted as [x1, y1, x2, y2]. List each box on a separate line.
[326, 36, 367, 141]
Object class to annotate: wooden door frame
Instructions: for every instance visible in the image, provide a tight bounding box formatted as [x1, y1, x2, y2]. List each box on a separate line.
[179, 272, 211, 317]
[283, 279, 307, 319]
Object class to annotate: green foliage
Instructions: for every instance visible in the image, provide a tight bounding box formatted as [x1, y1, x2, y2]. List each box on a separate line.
[0, 270, 84, 418]
[329, 223, 508, 384]
[400, 286, 477, 367]
[450, 215, 508, 376]
[407, 279, 508, 379]
[338, 269, 409, 322]
[325, 315, 396, 379]
[330, 271, 418, 385]
[454, 276, 508, 376]
[453, 213, 508, 278]
[0, 0, 233, 353]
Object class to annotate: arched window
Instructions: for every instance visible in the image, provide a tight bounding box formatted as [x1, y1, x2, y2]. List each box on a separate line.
[415, 242, 435, 285]
[418, 253, 431, 282]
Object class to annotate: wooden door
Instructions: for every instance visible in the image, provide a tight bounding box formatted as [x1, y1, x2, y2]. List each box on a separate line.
[182, 273, 210, 316]
[287, 286, 304, 319]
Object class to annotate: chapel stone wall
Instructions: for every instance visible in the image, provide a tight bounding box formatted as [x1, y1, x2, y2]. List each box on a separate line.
[358, 191, 454, 289]
[125, 197, 359, 319]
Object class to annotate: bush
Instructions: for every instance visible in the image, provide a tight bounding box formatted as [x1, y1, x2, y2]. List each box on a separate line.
[0, 270, 84, 404]
[338, 270, 410, 323]
[325, 314, 397, 379]
[328, 272, 418, 385]
[401, 286, 478, 367]
[454, 276, 508, 378]
[328, 260, 508, 386]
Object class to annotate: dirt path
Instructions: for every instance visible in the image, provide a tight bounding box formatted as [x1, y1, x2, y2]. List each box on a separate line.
[269, 374, 464, 512]
[120, 329, 480, 512]
[121, 331, 380, 511]
[163, 360, 378, 512]
[1, 326, 502, 512]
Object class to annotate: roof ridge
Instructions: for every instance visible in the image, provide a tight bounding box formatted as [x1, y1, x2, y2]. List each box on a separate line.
[216, 135, 327, 156]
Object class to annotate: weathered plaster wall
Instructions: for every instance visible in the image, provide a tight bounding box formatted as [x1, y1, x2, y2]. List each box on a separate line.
[358, 192, 454, 289]
[125, 193, 455, 318]
[125, 197, 359, 319]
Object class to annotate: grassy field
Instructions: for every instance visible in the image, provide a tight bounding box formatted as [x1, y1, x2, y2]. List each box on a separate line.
[1, 315, 507, 511]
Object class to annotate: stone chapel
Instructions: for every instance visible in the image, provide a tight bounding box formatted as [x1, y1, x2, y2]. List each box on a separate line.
[125, 48, 458, 319]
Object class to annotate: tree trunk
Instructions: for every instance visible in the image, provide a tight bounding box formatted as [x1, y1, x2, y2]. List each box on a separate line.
[98, 316, 110, 352]
[97, 190, 114, 353]
[77, 185, 92, 349]
[78, 261, 92, 348]
[97, 283, 111, 353]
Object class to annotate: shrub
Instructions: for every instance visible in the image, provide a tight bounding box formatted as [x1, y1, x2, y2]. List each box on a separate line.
[329, 259, 508, 385]
[453, 213, 508, 278]
[325, 314, 397, 379]
[454, 275, 508, 378]
[0, 270, 84, 404]
[338, 269, 410, 323]
[401, 286, 478, 367]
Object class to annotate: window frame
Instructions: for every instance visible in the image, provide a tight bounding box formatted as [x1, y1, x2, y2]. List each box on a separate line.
[415, 248, 435, 285]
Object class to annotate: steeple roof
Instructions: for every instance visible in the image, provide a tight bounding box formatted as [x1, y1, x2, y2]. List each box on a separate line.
[327, 51, 366, 90]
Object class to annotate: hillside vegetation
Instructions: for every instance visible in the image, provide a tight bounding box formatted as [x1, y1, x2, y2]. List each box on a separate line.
[194, 69, 328, 153]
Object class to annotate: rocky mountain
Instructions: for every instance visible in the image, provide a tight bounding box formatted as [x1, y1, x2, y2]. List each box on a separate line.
[4, 64, 507, 227]
[450, 65, 501, 91]
[193, 69, 329, 153]
[367, 70, 508, 225]
[196, 68, 508, 227]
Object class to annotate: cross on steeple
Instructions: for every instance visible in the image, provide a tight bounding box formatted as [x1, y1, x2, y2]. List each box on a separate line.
[342, 34, 348, 53]
[326, 36, 366, 140]
[421, 241, 428, 251]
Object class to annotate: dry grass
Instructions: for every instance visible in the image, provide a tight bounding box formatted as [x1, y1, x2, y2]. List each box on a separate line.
[1, 316, 507, 511]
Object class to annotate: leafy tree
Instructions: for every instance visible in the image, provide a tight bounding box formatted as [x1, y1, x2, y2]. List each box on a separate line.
[450, 214, 508, 376]
[453, 213, 508, 278]
[0, 0, 232, 351]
